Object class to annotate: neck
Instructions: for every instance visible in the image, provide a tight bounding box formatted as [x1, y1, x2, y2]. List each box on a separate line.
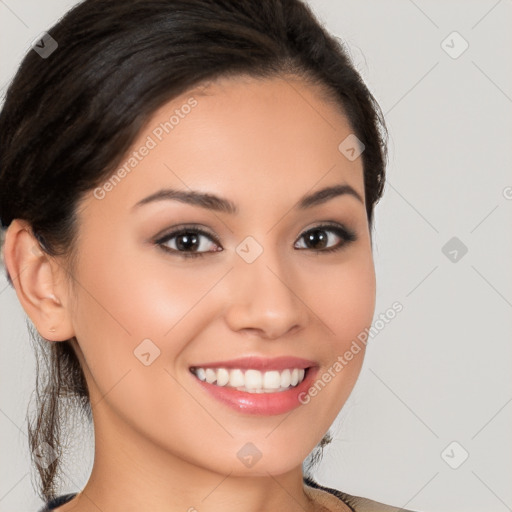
[70, 404, 317, 512]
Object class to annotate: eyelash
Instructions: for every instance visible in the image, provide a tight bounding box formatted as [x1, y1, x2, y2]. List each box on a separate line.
[154, 223, 357, 259]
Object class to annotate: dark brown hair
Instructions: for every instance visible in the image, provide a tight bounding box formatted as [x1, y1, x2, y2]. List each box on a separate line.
[0, 0, 387, 502]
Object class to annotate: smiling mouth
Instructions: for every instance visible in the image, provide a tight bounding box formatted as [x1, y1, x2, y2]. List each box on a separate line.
[189, 366, 308, 393]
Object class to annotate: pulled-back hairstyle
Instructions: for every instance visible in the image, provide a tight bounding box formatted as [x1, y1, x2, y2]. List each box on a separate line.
[0, 0, 387, 502]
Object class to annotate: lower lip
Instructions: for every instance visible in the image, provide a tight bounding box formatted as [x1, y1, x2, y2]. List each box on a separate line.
[191, 367, 319, 416]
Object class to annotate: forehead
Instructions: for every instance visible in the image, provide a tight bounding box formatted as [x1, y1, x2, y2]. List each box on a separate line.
[83, 74, 365, 218]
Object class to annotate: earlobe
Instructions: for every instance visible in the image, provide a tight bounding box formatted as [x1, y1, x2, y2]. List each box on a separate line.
[3, 219, 75, 342]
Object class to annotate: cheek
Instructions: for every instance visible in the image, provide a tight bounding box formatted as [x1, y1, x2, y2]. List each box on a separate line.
[68, 235, 228, 397]
[68, 244, 228, 449]
[302, 248, 376, 349]
[73, 229, 224, 339]
[296, 248, 376, 416]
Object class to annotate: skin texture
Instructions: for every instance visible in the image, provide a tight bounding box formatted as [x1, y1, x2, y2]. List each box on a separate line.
[5, 75, 376, 512]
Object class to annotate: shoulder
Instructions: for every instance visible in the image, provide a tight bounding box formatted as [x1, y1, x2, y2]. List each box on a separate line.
[304, 476, 421, 512]
[337, 493, 418, 512]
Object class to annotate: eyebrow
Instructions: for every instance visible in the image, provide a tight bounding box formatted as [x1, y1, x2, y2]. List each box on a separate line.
[131, 183, 363, 214]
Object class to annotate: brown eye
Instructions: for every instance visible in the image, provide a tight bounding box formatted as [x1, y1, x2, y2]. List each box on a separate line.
[294, 224, 357, 253]
[156, 227, 221, 258]
[302, 229, 329, 249]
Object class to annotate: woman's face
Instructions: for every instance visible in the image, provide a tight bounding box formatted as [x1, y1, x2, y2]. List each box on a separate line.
[64, 75, 376, 476]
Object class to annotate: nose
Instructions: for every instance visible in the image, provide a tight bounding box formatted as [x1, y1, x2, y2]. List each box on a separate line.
[223, 252, 308, 340]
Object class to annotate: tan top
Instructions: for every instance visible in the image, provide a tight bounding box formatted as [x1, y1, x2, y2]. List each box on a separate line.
[304, 476, 418, 512]
[40, 479, 418, 512]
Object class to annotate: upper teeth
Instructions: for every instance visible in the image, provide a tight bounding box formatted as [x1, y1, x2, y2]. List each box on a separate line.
[191, 367, 306, 393]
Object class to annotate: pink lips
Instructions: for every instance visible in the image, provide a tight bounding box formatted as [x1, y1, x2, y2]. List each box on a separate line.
[189, 355, 319, 416]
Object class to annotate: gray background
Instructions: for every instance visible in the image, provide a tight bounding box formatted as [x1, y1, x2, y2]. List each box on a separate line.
[1, 1, 511, 511]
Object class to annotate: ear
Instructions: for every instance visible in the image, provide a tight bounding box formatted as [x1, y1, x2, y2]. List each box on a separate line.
[3, 219, 75, 342]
